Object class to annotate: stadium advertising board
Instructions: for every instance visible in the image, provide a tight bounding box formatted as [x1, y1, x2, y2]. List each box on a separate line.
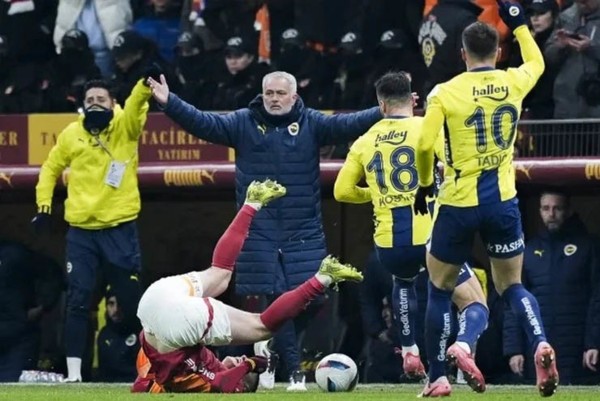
[0, 113, 232, 165]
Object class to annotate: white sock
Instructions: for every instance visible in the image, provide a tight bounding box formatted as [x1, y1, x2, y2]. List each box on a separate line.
[455, 341, 471, 355]
[245, 201, 262, 211]
[402, 344, 420, 358]
[66, 357, 82, 380]
[315, 273, 332, 287]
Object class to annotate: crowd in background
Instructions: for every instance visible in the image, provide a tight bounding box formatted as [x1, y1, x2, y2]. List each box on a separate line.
[0, 0, 599, 118]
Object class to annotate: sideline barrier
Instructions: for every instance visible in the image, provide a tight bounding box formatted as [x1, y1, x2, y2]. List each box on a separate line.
[0, 158, 599, 190]
[1, 114, 599, 165]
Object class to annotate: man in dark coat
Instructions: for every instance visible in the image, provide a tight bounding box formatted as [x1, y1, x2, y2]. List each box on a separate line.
[97, 288, 138, 382]
[147, 70, 381, 389]
[503, 189, 600, 384]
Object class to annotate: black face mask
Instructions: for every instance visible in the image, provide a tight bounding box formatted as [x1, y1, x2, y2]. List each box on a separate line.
[83, 105, 113, 134]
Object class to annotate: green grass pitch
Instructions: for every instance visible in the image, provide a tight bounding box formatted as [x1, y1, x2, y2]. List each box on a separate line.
[0, 383, 595, 401]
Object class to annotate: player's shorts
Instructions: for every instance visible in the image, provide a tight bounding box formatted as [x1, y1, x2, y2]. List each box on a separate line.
[137, 272, 233, 349]
[375, 244, 425, 279]
[429, 197, 524, 265]
[376, 244, 475, 286]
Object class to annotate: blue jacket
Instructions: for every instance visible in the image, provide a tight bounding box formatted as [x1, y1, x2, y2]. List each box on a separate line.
[503, 215, 600, 384]
[133, 17, 180, 63]
[164, 94, 381, 294]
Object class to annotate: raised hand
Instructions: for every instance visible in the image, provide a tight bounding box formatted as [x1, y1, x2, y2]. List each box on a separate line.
[146, 74, 170, 107]
[496, 0, 527, 31]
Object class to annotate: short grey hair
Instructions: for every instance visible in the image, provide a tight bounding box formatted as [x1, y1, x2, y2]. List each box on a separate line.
[262, 71, 297, 94]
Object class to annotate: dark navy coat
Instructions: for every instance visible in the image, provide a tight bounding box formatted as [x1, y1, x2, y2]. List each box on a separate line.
[164, 94, 381, 294]
[503, 216, 600, 384]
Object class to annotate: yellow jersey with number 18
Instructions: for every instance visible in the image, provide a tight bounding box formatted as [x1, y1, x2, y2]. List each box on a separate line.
[334, 116, 443, 248]
[417, 25, 544, 207]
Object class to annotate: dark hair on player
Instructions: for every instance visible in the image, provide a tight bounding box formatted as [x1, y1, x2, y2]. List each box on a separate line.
[374, 71, 412, 105]
[462, 21, 499, 61]
[83, 79, 115, 100]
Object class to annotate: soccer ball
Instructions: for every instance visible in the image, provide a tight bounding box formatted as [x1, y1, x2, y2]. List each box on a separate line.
[314, 353, 359, 392]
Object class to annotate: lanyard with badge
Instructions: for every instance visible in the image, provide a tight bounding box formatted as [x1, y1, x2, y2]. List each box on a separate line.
[93, 135, 134, 189]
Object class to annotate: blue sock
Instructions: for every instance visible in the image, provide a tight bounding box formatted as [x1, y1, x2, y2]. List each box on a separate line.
[503, 283, 547, 352]
[392, 276, 418, 348]
[425, 280, 453, 382]
[457, 302, 489, 353]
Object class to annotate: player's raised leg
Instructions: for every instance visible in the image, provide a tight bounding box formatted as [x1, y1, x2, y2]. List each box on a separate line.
[225, 255, 363, 344]
[491, 255, 558, 397]
[197, 179, 286, 298]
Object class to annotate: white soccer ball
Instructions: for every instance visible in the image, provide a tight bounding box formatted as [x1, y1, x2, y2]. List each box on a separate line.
[314, 353, 359, 392]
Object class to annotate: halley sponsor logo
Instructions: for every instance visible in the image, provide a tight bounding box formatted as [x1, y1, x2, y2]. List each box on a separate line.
[521, 298, 542, 335]
[374, 130, 407, 147]
[472, 84, 509, 101]
[399, 288, 411, 336]
[487, 237, 524, 254]
[437, 313, 452, 362]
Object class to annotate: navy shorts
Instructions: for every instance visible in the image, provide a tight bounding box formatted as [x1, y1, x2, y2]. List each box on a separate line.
[376, 244, 425, 279]
[429, 198, 524, 265]
[375, 244, 475, 286]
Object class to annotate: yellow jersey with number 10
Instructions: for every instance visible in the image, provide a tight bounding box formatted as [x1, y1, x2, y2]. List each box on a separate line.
[417, 25, 544, 207]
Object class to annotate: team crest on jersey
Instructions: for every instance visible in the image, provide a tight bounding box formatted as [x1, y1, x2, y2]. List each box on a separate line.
[288, 122, 299, 136]
[125, 334, 137, 346]
[418, 16, 447, 67]
[564, 244, 577, 256]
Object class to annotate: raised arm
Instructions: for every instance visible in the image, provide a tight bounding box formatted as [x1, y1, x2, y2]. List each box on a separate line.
[313, 107, 381, 146]
[513, 25, 545, 94]
[148, 74, 240, 147]
[121, 79, 152, 141]
[497, 0, 545, 94]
